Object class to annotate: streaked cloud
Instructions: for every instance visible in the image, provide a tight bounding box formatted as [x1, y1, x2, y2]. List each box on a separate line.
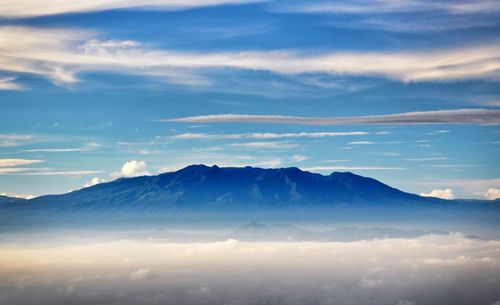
[406, 157, 449, 161]
[23, 143, 102, 153]
[303, 166, 404, 171]
[420, 188, 455, 200]
[282, 0, 500, 15]
[2, 26, 500, 88]
[167, 109, 500, 125]
[0, 0, 261, 18]
[0, 158, 43, 167]
[17, 170, 103, 176]
[349, 141, 375, 145]
[228, 141, 298, 150]
[0, 134, 33, 147]
[0, 77, 24, 90]
[171, 131, 369, 140]
[290, 154, 309, 162]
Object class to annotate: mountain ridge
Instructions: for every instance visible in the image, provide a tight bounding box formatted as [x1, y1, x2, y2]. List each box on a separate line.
[2, 165, 498, 215]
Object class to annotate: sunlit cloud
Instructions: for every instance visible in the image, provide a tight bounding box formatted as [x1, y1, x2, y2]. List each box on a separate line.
[84, 177, 106, 188]
[111, 160, 150, 179]
[0, 0, 262, 18]
[483, 188, 500, 200]
[2, 26, 500, 89]
[420, 188, 455, 199]
[0, 158, 43, 167]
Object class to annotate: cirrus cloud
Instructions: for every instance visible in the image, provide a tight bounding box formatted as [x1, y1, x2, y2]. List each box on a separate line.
[2, 26, 500, 88]
[166, 109, 500, 126]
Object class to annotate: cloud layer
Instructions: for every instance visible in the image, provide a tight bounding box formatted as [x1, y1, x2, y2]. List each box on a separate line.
[2, 26, 500, 88]
[1, 234, 500, 305]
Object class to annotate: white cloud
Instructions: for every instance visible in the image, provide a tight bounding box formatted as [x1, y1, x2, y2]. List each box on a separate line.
[2, 26, 500, 88]
[84, 177, 106, 188]
[0, 159, 43, 167]
[171, 131, 368, 140]
[228, 141, 298, 150]
[0, 134, 33, 147]
[283, 0, 500, 15]
[349, 141, 375, 145]
[251, 158, 282, 168]
[405, 157, 449, 161]
[360, 278, 383, 288]
[111, 160, 150, 178]
[129, 268, 154, 281]
[0, 77, 24, 90]
[23, 142, 102, 153]
[420, 188, 454, 199]
[0, 0, 261, 17]
[413, 178, 500, 199]
[484, 188, 500, 200]
[18, 170, 103, 176]
[290, 154, 309, 162]
[304, 166, 404, 172]
[0, 192, 35, 199]
[167, 109, 500, 126]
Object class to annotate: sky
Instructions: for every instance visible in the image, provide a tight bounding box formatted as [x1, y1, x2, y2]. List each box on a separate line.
[0, 0, 499, 199]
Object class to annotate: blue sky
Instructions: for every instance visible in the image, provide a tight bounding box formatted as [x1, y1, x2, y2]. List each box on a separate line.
[0, 0, 499, 199]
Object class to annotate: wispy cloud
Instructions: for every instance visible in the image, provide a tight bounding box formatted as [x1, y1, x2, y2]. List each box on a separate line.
[2, 26, 500, 88]
[0, 77, 24, 90]
[349, 141, 375, 145]
[303, 166, 404, 172]
[228, 141, 298, 150]
[0, 0, 262, 18]
[0, 134, 33, 147]
[290, 154, 309, 162]
[282, 0, 500, 15]
[167, 109, 500, 125]
[406, 157, 449, 161]
[18, 170, 103, 176]
[23, 143, 102, 153]
[171, 131, 368, 140]
[0, 159, 43, 167]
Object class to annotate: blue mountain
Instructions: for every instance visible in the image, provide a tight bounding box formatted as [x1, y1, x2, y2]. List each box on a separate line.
[2, 165, 499, 230]
[23, 164, 437, 213]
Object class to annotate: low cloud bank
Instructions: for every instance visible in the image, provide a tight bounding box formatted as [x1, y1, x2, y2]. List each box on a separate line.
[1, 234, 499, 305]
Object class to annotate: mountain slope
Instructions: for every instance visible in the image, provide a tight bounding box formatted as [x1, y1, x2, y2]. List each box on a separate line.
[24, 164, 435, 213]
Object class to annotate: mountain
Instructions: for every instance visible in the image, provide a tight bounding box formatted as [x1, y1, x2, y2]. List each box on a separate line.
[230, 221, 454, 242]
[1, 165, 499, 230]
[0, 195, 26, 206]
[23, 164, 437, 213]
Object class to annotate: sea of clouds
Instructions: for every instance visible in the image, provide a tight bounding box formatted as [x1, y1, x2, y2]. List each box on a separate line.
[1, 233, 500, 305]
